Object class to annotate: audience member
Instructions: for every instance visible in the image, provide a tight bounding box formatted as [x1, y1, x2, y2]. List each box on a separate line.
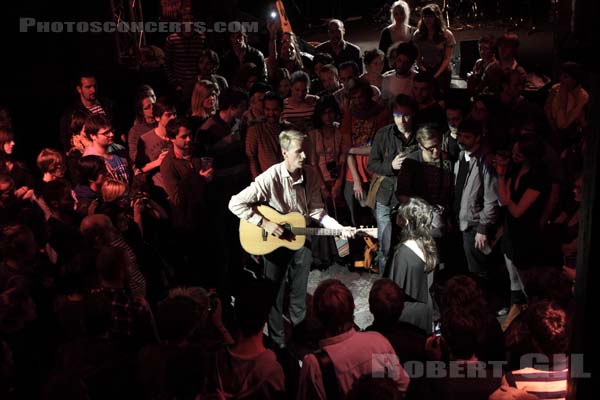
[368, 94, 418, 271]
[245, 91, 291, 179]
[315, 20, 363, 73]
[360, 49, 385, 89]
[381, 41, 418, 103]
[221, 30, 267, 84]
[413, 4, 456, 94]
[385, 198, 438, 334]
[281, 71, 319, 134]
[128, 91, 157, 163]
[298, 279, 410, 398]
[59, 72, 115, 152]
[378, 0, 415, 70]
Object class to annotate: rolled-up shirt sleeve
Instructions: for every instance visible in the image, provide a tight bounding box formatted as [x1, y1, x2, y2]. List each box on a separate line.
[228, 174, 271, 226]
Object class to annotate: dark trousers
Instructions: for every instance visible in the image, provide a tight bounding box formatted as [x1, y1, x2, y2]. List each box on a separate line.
[462, 229, 490, 280]
[263, 246, 312, 347]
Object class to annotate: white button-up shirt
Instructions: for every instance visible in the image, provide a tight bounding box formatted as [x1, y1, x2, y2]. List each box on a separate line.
[229, 162, 343, 229]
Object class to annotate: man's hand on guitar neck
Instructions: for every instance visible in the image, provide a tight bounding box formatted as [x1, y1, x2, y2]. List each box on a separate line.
[339, 227, 356, 240]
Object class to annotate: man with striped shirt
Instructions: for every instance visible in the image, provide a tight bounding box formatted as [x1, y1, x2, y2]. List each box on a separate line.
[59, 72, 114, 152]
[492, 300, 569, 400]
[164, 12, 206, 93]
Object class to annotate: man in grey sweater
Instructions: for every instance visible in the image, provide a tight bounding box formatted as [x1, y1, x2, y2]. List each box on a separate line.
[453, 119, 498, 281]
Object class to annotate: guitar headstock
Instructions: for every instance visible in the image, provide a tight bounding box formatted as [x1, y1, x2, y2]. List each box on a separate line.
[356, 226, 378, 239]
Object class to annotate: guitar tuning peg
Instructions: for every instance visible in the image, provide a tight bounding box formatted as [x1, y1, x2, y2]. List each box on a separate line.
[360, 225, 364, 229]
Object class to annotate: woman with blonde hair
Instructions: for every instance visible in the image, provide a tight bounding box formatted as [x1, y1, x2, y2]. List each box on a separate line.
[100, 178, 128, 202]
[190, 79, 219, 135]
[385, 197, 438, 334]
[378, 0, 415, 69]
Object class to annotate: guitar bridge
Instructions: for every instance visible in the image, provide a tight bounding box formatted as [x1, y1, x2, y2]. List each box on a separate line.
[262, 228, 268, 241]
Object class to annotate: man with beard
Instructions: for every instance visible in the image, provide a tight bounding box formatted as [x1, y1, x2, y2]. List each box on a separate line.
[381, 42, 418, 102]
[245, 92, 293, 179]
[59, 72, 114, 152]
[454, 119, 498, 282]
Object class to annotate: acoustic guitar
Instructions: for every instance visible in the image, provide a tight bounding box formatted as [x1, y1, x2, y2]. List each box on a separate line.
[239, 205, 377, 255]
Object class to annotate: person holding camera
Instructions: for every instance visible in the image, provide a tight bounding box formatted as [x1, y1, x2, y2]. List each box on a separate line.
[367, 94, 418, 273]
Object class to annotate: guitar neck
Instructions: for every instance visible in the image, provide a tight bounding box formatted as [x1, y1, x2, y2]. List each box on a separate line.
[291, 227, 344, 236]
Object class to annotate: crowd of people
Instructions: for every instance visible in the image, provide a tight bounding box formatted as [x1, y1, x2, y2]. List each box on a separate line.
[0, 1, 587, 399]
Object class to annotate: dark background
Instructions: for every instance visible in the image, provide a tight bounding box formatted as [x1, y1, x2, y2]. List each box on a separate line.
[2, 0, 356, 165]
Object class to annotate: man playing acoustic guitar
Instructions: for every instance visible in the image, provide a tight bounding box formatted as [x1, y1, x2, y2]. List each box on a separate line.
[229, 130, 355, 349]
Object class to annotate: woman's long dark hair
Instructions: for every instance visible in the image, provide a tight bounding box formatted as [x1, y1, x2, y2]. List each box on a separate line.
[415, 4, 446, 44]
[397, 197, 438, 272]
[0, 128, 14, 172]
[278, 32, 305, 72]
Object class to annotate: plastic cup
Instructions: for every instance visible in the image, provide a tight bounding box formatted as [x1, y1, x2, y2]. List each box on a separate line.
[200, 157, 214, 170]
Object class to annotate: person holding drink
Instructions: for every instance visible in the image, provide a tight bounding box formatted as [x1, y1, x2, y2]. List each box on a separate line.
[161, 118, 214, 285]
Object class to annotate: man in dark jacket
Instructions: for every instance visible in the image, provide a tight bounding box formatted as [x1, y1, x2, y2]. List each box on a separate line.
[367, 94, 418, 272]
[220, 30, 267, 84]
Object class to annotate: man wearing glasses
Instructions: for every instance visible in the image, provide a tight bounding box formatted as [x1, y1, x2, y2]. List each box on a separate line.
[368, 94, 418, 273]
[82, 115, 131, 184]
[395, 124, 454, 240]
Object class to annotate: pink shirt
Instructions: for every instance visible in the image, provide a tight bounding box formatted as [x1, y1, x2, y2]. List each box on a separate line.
[297, 328, 410, 399]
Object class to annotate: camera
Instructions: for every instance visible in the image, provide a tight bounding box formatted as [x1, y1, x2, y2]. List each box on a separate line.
[133, 192, 151, 207]
[326, 161, 339, 179]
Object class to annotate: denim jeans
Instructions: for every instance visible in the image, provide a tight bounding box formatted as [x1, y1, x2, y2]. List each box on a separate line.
[375, 201, 393, 272]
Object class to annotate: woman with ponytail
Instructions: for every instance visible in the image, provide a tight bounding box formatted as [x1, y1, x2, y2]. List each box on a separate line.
[385, 197, 438, 334]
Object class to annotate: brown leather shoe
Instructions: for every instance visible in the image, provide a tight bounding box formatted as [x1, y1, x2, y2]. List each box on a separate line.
[501, 304, 526, 332]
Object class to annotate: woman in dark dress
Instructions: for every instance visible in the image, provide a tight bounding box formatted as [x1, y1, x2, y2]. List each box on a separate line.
[496, 134, 550, 328]
[378, 0, 416, 70]
[385, 197, 438, 335]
